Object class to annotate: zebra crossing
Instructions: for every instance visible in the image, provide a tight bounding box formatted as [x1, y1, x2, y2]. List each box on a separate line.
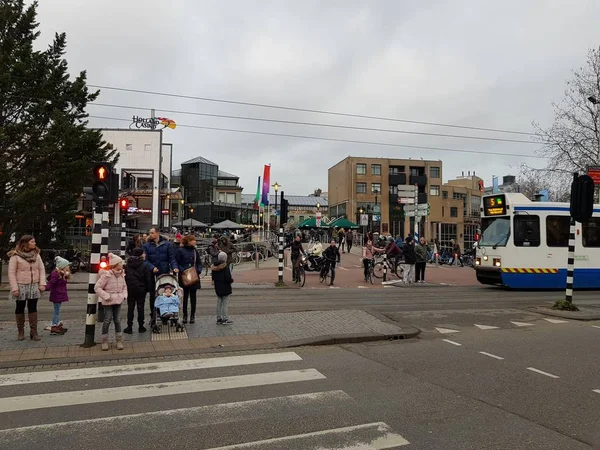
[0, 351, 410, 449]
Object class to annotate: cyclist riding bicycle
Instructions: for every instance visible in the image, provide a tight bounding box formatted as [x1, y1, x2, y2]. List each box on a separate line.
[321, 240, 341, 285]
[362, 239, 385, 281]
[384, 237, 402, 272]
[307, 239, 324, 271]
[285, 235, 306, 282]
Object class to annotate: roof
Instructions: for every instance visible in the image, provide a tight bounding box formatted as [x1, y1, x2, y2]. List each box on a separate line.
[241, 194, 328, 207]
[218, 169, 238, 179]
[171, 169, 181, 177]
[181, 156, 217, 166]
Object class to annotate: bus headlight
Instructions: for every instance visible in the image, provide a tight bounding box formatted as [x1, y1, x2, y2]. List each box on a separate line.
[475, 257, 481, 265]
[483, 255, 489, 261]
[493, 258, 501, 267]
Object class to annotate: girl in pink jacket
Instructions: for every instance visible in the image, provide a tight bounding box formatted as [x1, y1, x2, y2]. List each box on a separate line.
[94, 253, 128, 351]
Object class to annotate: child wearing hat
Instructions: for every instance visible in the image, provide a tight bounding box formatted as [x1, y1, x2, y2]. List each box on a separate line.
[94, 253, 128, 351]
[45, 256, 71, 335]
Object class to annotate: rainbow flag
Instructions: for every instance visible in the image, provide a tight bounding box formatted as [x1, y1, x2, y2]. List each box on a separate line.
[253, 176, 261, 210]
[261, 164, 271, 206]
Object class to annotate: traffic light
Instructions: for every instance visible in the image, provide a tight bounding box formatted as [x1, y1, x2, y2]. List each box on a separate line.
[478, 180, 484, 192]
[427, 203, 431, 216]
[99, 255, 108, 270]
[92, 162, 112, 201]
[570, 173, 595, 222]
[119, 198, 129, 212]
[280, 191, 289, 225]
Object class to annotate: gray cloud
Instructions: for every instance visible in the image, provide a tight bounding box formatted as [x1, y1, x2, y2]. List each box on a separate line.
[35, 0, 600, 194]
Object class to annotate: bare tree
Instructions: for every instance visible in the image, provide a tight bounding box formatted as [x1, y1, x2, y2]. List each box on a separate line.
[517, 165, 570, 202]
[523, 47, 600, 191]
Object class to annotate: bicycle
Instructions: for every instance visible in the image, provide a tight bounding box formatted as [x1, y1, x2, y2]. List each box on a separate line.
[363, 258, 375, 284]
[294, 255, 306, 287]
[319, 258, 336, 286]
[373, 255, 403, 279]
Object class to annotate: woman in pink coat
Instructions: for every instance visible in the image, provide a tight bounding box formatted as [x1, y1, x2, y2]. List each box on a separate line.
[8, 235, 46, 341]
[94, 253, 128, 351]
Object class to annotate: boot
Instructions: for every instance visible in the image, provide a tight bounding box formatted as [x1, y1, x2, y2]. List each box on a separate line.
[16, 314, 25, 341]
[101, 334, 109, 351]
[28, 312, 41, 341]
[115, 333, 124, 350]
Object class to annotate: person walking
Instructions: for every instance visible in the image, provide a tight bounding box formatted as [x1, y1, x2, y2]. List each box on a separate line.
[45, 256, 71, 335]
[284, 235, 305, 282]
[94, 253, 128, 351]
[322, 240, 341, 285]
[414, 237, 430, 283]
[176, 235, 203, 324]
[207, 237, 220, 264]
[212, 251, 234, 325]
[338, 228, 346, 253]
[124, 248, 152, 334]
[346, 229, 354, 254]
[8, 235, 46, 341]
[218, 235, 236, 273]
[402, 236, 417, 284]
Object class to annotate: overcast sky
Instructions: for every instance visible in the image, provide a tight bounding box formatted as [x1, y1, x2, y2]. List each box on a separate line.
[35, 0, 600, 195]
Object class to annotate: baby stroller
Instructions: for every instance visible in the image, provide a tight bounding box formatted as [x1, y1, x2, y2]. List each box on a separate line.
[152, 273, 185, 334]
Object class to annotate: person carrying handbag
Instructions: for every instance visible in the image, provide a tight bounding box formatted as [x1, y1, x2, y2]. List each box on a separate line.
[175, 235, 203, 324]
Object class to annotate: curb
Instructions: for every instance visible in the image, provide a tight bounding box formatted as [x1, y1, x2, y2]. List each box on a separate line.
[0, 329, 420, 369]
[528, 306, 600, 321]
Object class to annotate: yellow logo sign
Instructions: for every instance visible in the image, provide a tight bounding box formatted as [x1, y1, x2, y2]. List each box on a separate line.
[157, 117, 177, 129]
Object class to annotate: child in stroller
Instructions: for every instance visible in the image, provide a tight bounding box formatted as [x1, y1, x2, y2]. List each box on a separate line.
[152, 274, 185, 333]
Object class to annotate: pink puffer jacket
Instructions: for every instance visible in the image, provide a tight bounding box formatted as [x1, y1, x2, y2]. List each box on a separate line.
[8, 254, 46, 292]
[94, 269, 128, 306]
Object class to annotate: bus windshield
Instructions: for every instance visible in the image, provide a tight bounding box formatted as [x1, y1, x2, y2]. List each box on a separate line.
[479, 217, 510, 247]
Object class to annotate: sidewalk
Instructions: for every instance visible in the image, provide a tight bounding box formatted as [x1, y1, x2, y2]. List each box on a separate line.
[0, 310, 418, 367]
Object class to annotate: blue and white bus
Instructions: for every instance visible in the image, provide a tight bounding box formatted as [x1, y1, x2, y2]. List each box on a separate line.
[475, 193, 600, 289]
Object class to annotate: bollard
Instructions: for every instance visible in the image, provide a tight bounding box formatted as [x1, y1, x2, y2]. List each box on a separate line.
[278, 227, 284, 284]
[383, 253, 387, 282]
[120, 222, 126, 257]
[82, 203, 103, 347]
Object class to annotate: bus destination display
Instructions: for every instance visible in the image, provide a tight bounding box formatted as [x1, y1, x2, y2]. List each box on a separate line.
[483, 195, 506, 216]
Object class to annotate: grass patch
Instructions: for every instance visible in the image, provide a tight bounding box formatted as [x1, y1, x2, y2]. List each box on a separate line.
[552, 300, 579, 311]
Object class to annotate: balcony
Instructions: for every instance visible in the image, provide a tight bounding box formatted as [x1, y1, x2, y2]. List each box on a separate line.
[389, 173, 407, 186]
[409, 174, 428, 186]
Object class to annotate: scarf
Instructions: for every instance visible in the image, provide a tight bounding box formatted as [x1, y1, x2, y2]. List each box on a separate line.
[8, 249, 39, 264]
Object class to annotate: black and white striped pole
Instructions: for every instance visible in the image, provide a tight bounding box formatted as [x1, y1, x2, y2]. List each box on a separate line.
[120, 221, 127, 257]
[383, 253, 387, 282]
[278, 227, 284, 284]
[82, 202, 103, 347]
[565, 216, 576, 303]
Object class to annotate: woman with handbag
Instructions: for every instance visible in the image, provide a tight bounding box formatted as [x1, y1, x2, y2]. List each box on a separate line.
[175, 235, 203, 323]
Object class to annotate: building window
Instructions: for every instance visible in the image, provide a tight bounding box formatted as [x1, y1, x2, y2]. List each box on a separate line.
[430, 167, 440, 178]
[372, 164, 381, 175]
[371, 183, 381, 193]
[226, 193, 236, 203]
[546, 216, 570, 247]
[389, 166, 404, 174]
[514, 215, 540, 247]
[440, 223, 457, 248]
[356, 163, 366, 175]
[125, 144, 132, 151]
[430, 185, 440, 196]
[144, 144, 151, 152]
[583, 217, 600, 247]
[442, 191, 448, 199]
[450, 207, 458, 218]
[218, 192, 226, 203]
[389, 185, 398, 195]
[356, 182, 367, 194]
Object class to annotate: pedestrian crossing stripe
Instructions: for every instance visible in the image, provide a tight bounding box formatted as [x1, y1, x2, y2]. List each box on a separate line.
[501, 268, 558, 274]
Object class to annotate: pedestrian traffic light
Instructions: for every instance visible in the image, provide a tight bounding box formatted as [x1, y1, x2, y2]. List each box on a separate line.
[570, 173, 595, 222]
[119, 198, 129, 212]
[280, 191, 289, 225]
[92, 162, 112, 201]
[99, 256, 108, 270]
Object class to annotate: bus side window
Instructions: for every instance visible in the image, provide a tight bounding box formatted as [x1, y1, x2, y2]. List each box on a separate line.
[582, 218, 600, 247]
[546, 215, 570, 247]
[513, 215, 540, 247]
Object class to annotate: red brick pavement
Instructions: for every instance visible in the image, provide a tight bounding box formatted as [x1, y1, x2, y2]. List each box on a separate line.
[232, 250, 478, 288]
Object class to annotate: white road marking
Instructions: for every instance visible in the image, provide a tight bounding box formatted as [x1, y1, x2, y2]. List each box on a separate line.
[284, 267, 292, 272]
[0, 369, 326, 413]
[358, 286, 367, 288]
[338, 266, 348, 271]
[479, 351, 504, 360]
[593, 389, 600, 394]
[526, 367, 560, 379]
[591, 325, 600, 329]
[510, 321, 534, 327]
[544, 318, 569, 324]
[0, 391, 350, 433]
[203, 422, 410, 449]
[436, 327, 461, 334]
[474, 324, 500, 330]
[442, 339, 462, 346]
[0, 352, 303, 387]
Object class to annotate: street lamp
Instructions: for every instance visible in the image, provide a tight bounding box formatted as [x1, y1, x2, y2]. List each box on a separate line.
[272, 182, 280, 228]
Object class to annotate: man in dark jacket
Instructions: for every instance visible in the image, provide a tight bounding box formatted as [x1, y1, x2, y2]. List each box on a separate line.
[207, 237, 220, 264]
[322, 240, 341, 285]
[285, 236, 305, 282]
[402, 236, 417, 283]
[211, 251, 234, 325]
[218, 235, 236, 272]
[124, 248, 152, 334]
[143, 226, 179, 322]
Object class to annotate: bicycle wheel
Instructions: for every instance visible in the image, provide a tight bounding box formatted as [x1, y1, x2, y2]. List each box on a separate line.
[372, 262, 385, 279]
[319, 268, 327, 283]
[298, 267, 306, 287]
[232, 252, 241, 266]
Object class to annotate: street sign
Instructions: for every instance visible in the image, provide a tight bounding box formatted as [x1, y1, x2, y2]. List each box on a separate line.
[360, 214, 369, 226]
[372, 215, 381, 222]
[404, 205, 416, 213]
[587, 165, 600, 184]
[373, 204, 381, 214]
[405, 211, 416, 218]
[397, 185, 416, 193]
[399, 197, 415, 204]
[417, 204, 428, 211]
[252, 214, 257, 224]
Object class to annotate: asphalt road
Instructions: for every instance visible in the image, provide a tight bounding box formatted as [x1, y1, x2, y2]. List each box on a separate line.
[1, 319, 598, 449]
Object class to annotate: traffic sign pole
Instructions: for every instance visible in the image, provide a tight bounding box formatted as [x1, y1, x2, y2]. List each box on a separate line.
[413, 184, 419, 240]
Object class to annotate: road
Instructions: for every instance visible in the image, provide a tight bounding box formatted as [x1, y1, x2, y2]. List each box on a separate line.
[1, 319, 598, 449]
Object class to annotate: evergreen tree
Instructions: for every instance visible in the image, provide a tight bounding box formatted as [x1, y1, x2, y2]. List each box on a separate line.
[0, 0, 116, 250]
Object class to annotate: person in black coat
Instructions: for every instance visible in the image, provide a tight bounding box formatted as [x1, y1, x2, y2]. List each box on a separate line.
[211, 251, 234, 325]
[124, 248, 153, 333]
[402, 236, 417, 283]
[175, 235, 203, 324]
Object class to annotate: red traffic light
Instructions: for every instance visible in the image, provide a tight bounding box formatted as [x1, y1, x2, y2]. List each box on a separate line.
[119, 198, 129, 210]
[99, 256, 108, 270]
[94, 164, 109, 181]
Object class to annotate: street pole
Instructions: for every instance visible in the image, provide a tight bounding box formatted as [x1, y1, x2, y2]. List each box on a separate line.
[413, 183, 419, 240]
[120, 221, 126, 257]
[566, 215, 576, 304]
[278, 226, 284, 285]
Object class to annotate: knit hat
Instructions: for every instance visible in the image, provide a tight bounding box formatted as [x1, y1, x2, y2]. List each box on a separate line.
[55, 256, 70, 270]
[132, 247, 144, 257]
[108, 253, 124, 267]
[217, 251, 227, 264]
